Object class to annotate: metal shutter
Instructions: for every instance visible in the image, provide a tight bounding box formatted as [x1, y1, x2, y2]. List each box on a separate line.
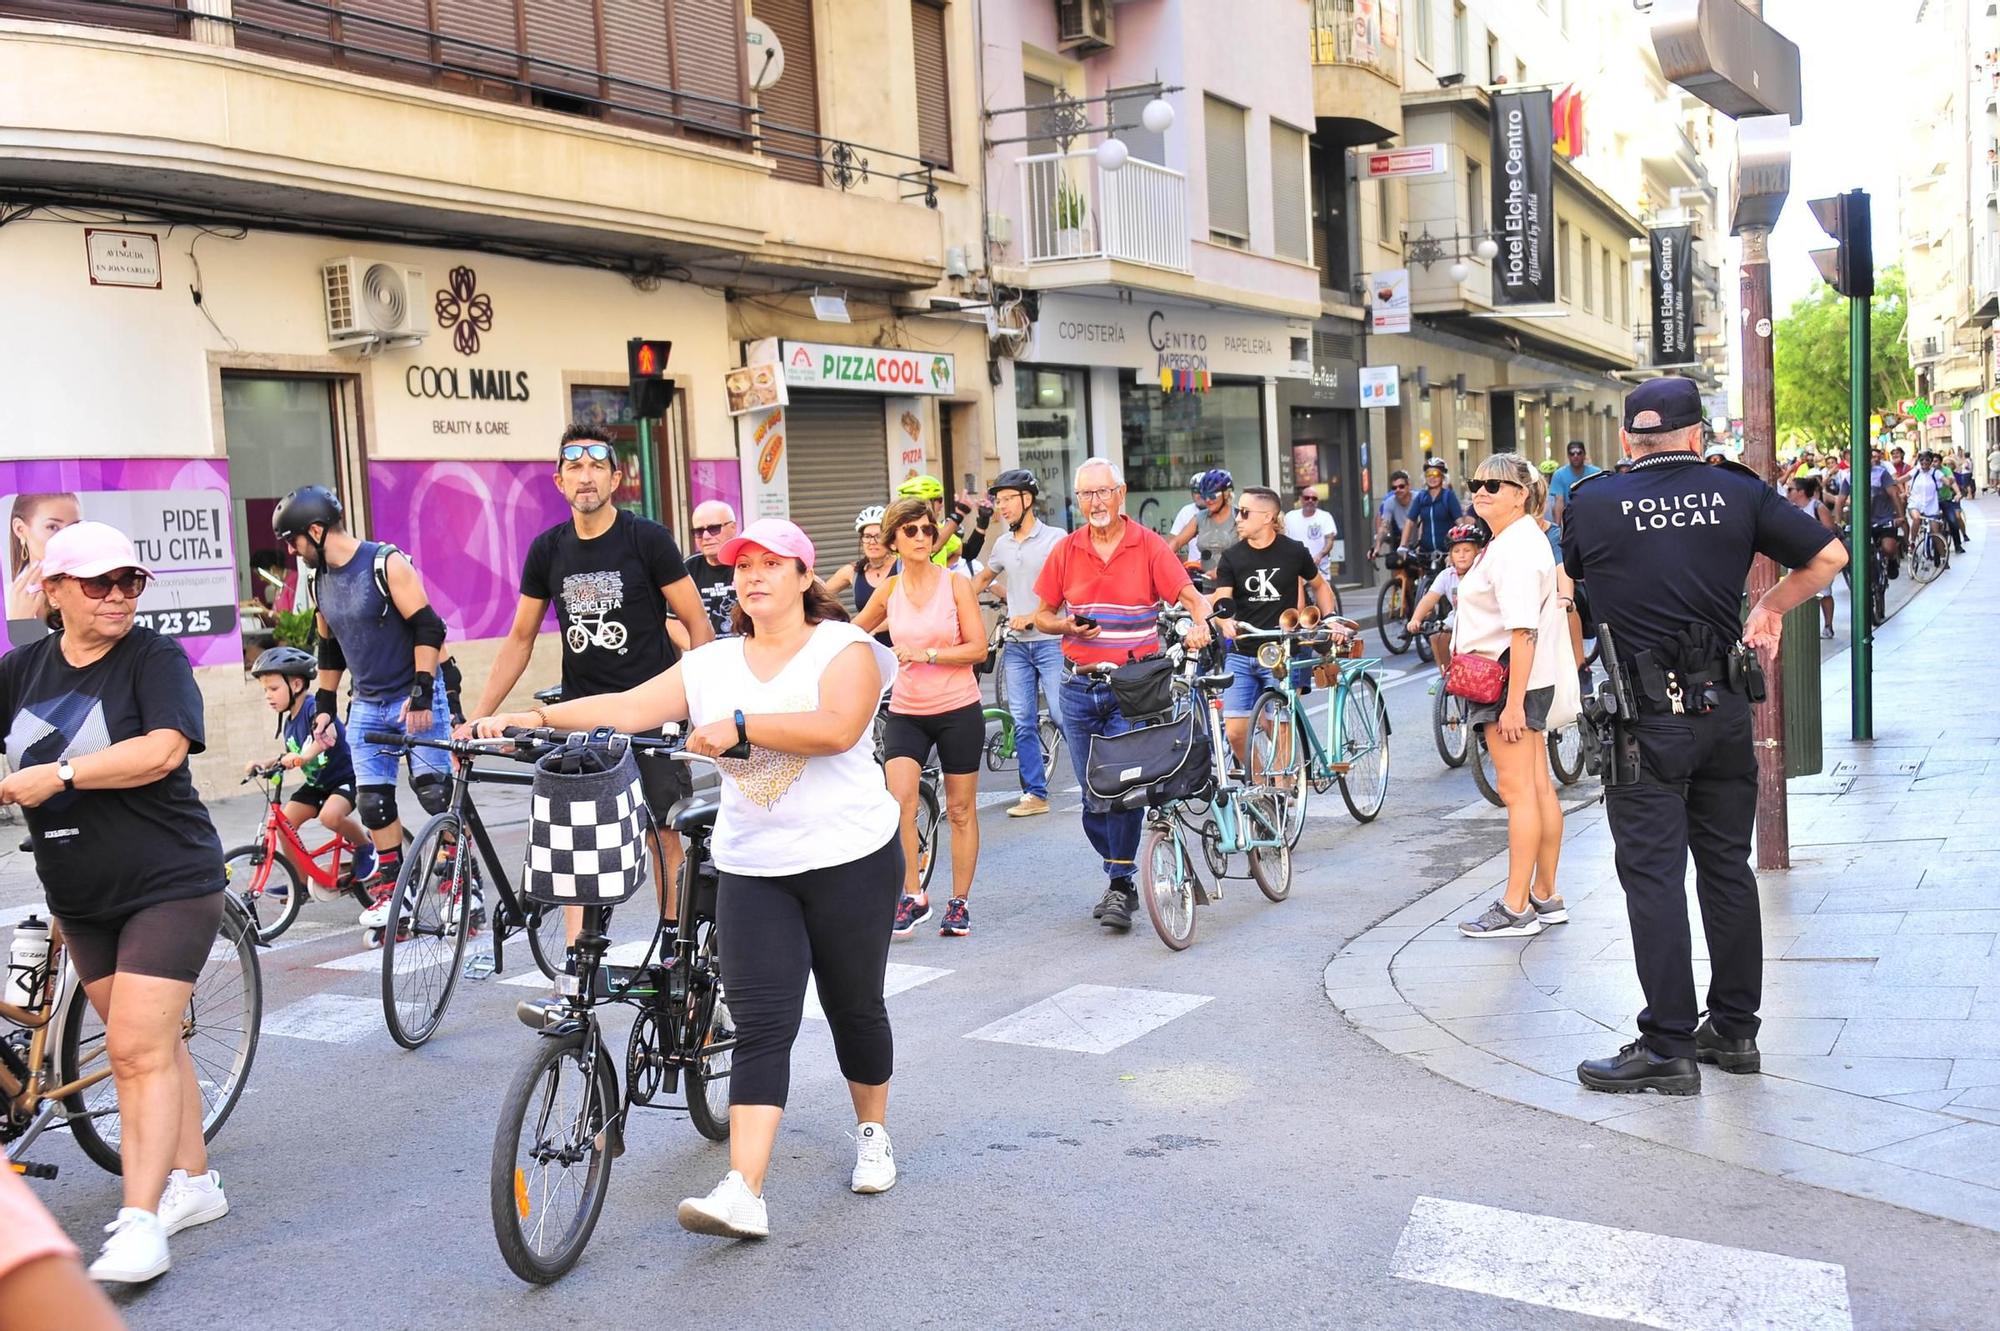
[1270, 120, 1309, 261]
[601, 0, 677, 128]
[1204, 96, 1248, 241]
[669, 0, 749, 142]
[337, 0, 439, 86]
[434, 0, 522, 78]
[910, 0, 951, 169]
[523, 0, 598, 95]
[785, 392, 889, 578]
[232, 0, 332, 60]
[749, 0, 819, 183]
[4, 0, 184, 36]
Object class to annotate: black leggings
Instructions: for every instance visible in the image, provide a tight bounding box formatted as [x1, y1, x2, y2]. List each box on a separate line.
[717, 835, 904, 1109]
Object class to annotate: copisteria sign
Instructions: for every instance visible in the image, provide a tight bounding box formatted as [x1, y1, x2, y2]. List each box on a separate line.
[780, 340, 955, 395]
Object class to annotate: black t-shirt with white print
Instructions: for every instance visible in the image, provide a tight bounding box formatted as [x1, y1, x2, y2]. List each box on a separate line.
[1214, 534, 1321, 657]
[687, 558, 737, 637]
[521, 510, 689, 699]
[0, 628, 224, 922]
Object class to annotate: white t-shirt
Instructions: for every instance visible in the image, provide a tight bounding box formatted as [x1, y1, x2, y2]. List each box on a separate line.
[1430, 565, 1462, 628]
[1284, 508, 1338, 567]
[1450, 518, 1579, 725]
[1908, 467, 1941, 518]
[678, 620, 900, 876]
[1171, 501, 1200, 539]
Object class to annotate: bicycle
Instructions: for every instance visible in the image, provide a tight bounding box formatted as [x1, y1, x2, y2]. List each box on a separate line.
[978, 610, 1063, 774]
[1242, 609, 1391, 840]
[1909, 516, 1950, 585]
[359, 729, 571, 1049]
[488, 729, 734, 1284]
[4, 895, 260, 1178]
[224, 762, 381, 943]
[1377, 551, 1446, 656]
[1121, 607, 1293, 951]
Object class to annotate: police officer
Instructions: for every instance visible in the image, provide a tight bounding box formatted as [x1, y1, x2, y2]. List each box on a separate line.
[1562, 378, 1847, 1095]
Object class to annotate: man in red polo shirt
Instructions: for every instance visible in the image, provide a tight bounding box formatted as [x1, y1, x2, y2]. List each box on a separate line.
[1033, 457, 1212, 931]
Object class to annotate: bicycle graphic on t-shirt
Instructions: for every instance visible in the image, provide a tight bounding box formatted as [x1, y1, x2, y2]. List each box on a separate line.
[560, 570, 628, 655]
[565, 612, 627, 655]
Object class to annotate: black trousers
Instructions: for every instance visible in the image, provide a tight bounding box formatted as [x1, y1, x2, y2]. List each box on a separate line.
[1603, 693, 1762, 1060]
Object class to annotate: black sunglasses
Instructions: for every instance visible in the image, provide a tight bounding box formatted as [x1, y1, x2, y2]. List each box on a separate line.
[559, 443, 615, 464]
[899, 521, 940, 542]
[63, 569, 150, 600]
[692, 522, 731, 538]
[1467, 478, 1523, 495]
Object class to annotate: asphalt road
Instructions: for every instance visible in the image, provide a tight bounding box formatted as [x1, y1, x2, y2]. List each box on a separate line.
[17, 631, 2000, 1331]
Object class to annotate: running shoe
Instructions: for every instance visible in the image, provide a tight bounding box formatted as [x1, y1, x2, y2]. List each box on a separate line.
[940, 897, 970, 937]
[892, 893, 931, 939]
[1458, 899, 1543, 938]
[156, 1169, 228, 1236]
[1529, 893, 1569, 925]
[1095, 879, 1137, 932]
[851, 1122, 896, 1194]
[677, 1171, 769, 1239]
[88, 1208, 169, 1284]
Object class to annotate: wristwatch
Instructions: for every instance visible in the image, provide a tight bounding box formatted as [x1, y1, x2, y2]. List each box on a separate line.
[57, 759, 75, 792]
[925, 647, 939, 665]
[733, 709, 748, 748]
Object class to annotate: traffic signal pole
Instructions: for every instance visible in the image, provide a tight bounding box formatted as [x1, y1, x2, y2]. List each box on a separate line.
[1849, 285, 1873, 739]
[1740, 225, 1789, 871]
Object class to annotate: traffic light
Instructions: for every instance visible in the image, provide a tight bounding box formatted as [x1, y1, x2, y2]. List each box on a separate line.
[626, 338, 675, 418]
[1807, 191, 1873, 298]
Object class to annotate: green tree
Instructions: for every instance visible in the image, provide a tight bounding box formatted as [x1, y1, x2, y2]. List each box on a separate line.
[1773, 266, 1912, 448]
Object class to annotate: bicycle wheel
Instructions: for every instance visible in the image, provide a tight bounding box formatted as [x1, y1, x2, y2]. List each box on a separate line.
[1248, 838, 1292, 903]
[1336, 675, 1390, 823]
[1549, 722, 1585, 786]
[682, 979, 734, 1143]
[1911, 533, 1944, 584]
[1138, 823, 1196, 951]
[224, 841, 302, 944]
[61, 897, 262, 1175]
[1433, 685, 1471, 768]
[1039, 717, 1064, 773]
[1246, 689, 1308, 847]
[1869, 569, 1887, 627]
[915, 776, 942, 893]
[1414, 630, 1435, 665]
[1470, 730, 1504, 807]
[490, 1027, 617, 1284]
[525, 894, 566, 982]
[1377, 579, 1412, 655]
[381, 811, 471, 1050]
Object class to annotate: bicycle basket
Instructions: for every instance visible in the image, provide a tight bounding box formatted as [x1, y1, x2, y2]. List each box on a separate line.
[523, 738, 652, 907]
[1083, 710, 1211, 810]
[1107, 653, 1177, 721]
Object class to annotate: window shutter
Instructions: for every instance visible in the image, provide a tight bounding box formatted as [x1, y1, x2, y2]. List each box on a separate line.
[336, 0, 440, 85]
[669, 0, 749, 142]
[523, 0, 599, 96]
[1270, 120, 1308, 262]
[3, 0, 184, 37]
[910, 0, 951, 169]
[1204, 96, 1248, 241]
[1109, 85, 1164, 164]
[602, 0, 678, 129]
[750, 0, 819, 183]
[1023, 76, 1060, 155]
[231, 0, 332, 59]
[434, 0, 523, 81]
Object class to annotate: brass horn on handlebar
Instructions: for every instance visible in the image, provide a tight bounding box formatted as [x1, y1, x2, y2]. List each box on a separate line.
[1296, 606, 1322, 630]
[1278, 608, 1301, 631]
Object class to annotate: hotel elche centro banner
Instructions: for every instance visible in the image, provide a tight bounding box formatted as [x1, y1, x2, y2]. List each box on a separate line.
[1489, 89, 1555, 306]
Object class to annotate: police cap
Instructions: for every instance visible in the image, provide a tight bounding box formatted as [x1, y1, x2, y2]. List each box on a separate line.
[1622, 377, 1704, 434]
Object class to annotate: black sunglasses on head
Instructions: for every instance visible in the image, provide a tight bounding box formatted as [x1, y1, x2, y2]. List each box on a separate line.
[559, 443, 614, 464]
[1467, 478, 1523, 495]
[62, 569, 149, 600]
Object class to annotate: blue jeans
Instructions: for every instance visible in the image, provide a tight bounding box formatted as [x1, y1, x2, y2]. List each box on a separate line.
[1002, 638, 1065, 798]
[1058, 675, 1142, 883]
[1220, 651, 1311, 718]
[348, 678, 453, 789]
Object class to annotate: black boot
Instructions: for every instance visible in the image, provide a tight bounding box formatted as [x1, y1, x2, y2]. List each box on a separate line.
[1577, 1040, 1701, 1096]
[1695, 1017, 1761, 1074]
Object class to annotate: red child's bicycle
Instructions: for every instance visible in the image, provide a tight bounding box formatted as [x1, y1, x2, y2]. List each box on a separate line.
[223, 762, 381, 943]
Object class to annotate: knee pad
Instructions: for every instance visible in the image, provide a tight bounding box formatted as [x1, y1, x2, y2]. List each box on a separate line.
[357, 785, 399, 831]
[411, 773, 452, 817]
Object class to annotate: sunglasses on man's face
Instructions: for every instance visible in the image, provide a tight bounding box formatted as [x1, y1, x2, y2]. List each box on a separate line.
[1234, 506, 1274, 520]
[899, 522, 940, 542]
[1467, 478, 1523, 495]
[693, 523, 731, 539]
[66, 569, 149, 600]
[1391, 482, 1410, 492]
[559, 443, 614, 464]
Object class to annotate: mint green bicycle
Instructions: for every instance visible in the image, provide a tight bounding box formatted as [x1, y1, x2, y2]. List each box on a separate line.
[1241, 612, 1391, 842]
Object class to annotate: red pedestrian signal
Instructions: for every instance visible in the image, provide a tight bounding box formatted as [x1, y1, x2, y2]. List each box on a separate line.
[626, 338, 675, 418]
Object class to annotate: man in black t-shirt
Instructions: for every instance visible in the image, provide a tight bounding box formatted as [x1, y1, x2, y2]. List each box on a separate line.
[1213, 486, 1336, 764]
[676, 500, 740, 645]
[463, 423, 713, 900]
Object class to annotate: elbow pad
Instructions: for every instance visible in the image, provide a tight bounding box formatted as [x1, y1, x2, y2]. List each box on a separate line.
[406, 604, 448, 650]
[316, 634, 346, 672]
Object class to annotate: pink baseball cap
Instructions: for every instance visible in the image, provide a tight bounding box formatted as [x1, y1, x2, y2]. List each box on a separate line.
[39, 521, 151, 581]
[716, 518, 815, 569]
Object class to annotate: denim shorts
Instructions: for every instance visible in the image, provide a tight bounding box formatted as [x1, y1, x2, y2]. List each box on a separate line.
[1221, 651, 1311, 718]
[348, 678, 453, 788]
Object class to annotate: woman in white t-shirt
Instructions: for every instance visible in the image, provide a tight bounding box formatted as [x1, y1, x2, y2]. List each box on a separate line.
[476, 518, 903, 1242]
[1449, 454, 1580, 941]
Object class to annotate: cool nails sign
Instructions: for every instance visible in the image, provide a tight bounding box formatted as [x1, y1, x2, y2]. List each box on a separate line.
[781, 341, 956, 395]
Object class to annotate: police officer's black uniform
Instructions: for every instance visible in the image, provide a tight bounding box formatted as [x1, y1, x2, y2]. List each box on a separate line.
[1562, 378, 1838, 1094]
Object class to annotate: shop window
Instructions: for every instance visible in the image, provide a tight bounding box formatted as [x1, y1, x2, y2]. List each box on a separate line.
[1119, 377, 1265, 539]
[221, 375, 345, 666]
[1014, 366, 1090, 532]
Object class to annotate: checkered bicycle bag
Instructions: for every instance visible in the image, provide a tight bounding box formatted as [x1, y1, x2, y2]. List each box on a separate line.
[523, 738, 652, 907]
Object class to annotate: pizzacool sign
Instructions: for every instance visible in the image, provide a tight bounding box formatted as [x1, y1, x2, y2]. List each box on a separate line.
[780, 340, 955, 395]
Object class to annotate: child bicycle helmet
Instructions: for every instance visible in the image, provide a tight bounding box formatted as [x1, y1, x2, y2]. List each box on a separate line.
[250, 645, 319, 678]
[1445, 518, 1489, 548]
[855, 504, 887, 531]
[896, 474, 946, 501]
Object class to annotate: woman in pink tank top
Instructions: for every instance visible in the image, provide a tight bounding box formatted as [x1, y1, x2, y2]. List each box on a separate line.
[855, 498, 989, 940]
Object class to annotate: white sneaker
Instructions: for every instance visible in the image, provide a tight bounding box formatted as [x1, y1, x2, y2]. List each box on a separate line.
[157, 1169, 229, 1236]
[676, 1170, 768, 1239]
[88, 1208, 169, 1284]
[851, 1122, 896, 1194]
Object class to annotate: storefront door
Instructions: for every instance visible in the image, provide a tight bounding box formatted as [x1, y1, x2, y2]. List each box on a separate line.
[1015, 365, 1090, 532]
[785, 391, 890, 575]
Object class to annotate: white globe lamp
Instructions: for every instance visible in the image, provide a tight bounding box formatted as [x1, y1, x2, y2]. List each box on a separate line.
[1141, 97, 1175, 134]
[1095, 136, 1130, 172]
[1448, 260, 1470, 282]
[1475, 237, 1500, 261]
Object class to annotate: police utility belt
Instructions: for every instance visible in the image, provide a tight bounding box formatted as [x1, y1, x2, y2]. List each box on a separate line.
[1581, 625, 1765, 788]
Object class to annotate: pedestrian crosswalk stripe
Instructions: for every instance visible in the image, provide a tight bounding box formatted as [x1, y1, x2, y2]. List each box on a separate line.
[1390, 1196, 1853, 1331]
[263, 993, 383, 1044]
[964, 983, 1212, 1054]
[317, 945, 455, 975]
[804, 963, 950, 1020]
[496, 938, 657, 987]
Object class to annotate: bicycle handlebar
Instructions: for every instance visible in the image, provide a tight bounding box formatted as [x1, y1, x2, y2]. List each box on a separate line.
[498, 724, 748, 763]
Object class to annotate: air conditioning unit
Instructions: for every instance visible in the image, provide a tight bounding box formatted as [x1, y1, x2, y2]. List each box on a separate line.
[1056, 0, 1114, 52]
[322, 257, 428, 351]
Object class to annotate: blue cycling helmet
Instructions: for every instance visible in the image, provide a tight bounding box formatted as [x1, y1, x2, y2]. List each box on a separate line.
[1195, 468, 1234, 499]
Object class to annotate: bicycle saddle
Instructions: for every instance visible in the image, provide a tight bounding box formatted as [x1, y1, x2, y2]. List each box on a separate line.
[663, 791, 720, 832]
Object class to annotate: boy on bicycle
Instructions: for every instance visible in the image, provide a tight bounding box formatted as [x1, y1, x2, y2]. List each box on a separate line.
[1406, 519, 1488, 672]
[244, 646, 373, 900]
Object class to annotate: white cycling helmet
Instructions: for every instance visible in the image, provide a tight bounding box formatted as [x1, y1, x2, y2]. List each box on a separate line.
[855, 504, 887, 531]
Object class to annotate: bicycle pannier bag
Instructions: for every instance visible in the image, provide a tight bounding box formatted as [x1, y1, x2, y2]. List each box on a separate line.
[1107, 653, 1177, 721]
[1084, 710, 1211, 809]
[523, 738, 652, 907]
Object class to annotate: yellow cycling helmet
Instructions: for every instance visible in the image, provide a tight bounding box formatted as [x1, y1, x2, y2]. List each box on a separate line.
[1538, 458, 1560, 475]
[897, 474, 945, 501]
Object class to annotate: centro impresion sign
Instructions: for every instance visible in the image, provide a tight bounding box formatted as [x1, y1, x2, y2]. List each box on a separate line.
[780, 340, 956, 395]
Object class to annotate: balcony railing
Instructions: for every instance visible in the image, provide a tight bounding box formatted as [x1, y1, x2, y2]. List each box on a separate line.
[1308, 0, 1399, 79]
[1016, 151, 1191, 273]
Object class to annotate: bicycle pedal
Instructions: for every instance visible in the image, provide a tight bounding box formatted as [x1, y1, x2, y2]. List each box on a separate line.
[9, 1160, 57, 1180]
[463, 955, 497, 980]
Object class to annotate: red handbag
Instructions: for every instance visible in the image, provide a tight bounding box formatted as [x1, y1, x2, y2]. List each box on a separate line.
[1445, 651, 1508, 704]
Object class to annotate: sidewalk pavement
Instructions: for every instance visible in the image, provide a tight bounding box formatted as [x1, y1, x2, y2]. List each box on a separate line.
[1327, 497, 2000, 1234]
